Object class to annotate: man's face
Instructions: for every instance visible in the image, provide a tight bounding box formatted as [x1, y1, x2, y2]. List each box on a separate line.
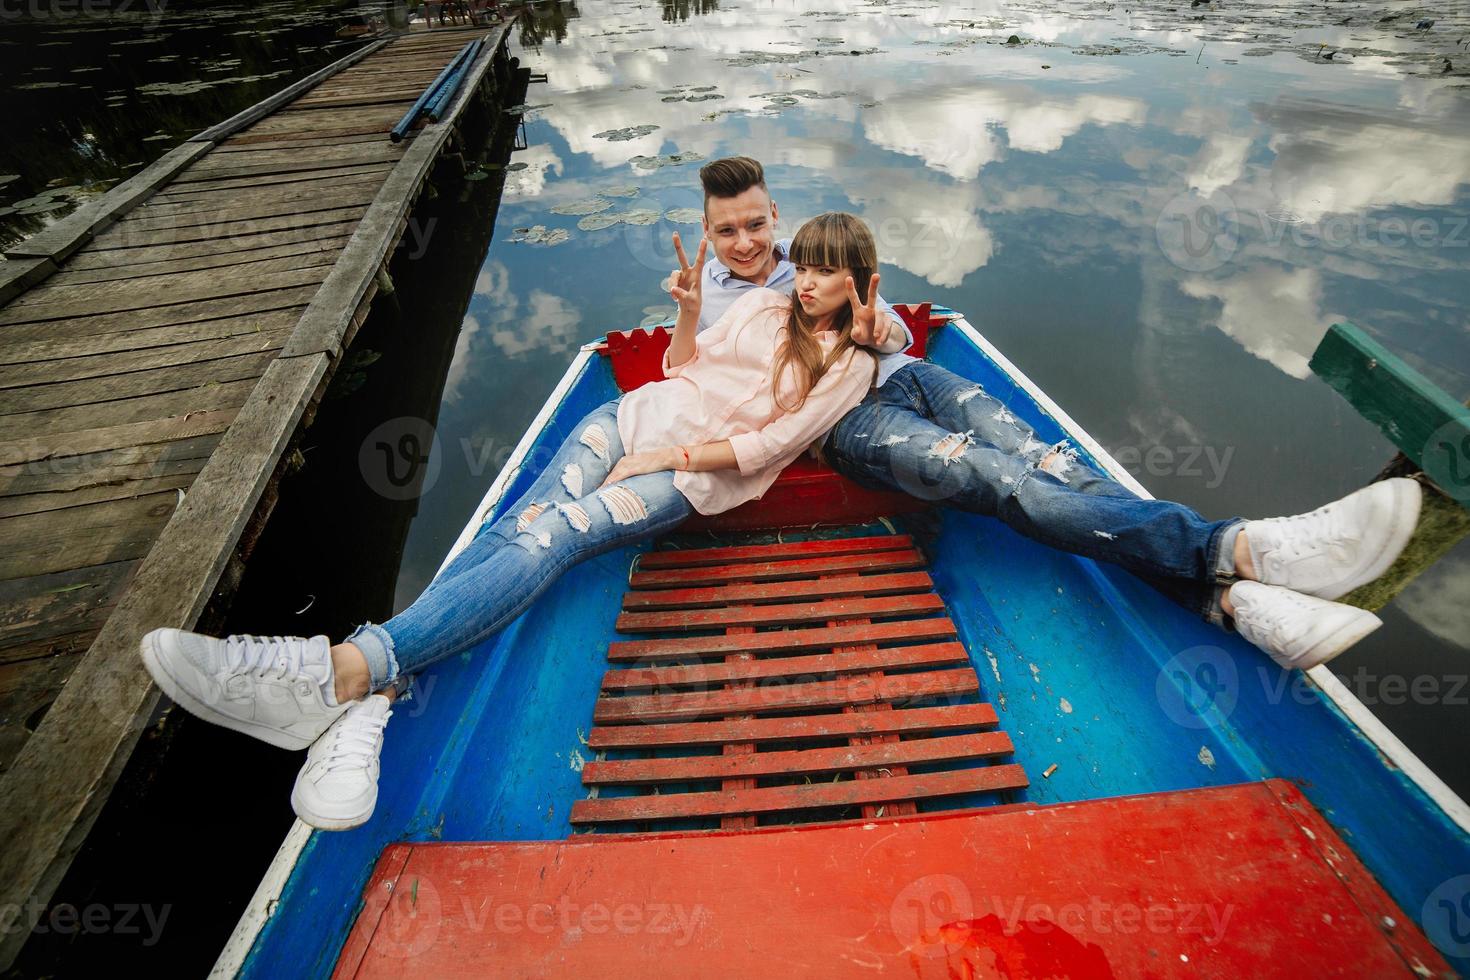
[702, 185, 779, 283]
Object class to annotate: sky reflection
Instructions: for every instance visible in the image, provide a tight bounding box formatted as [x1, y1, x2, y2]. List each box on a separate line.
[397, 0, 1470, 791]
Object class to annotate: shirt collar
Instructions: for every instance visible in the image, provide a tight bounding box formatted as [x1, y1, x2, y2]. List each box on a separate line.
[710, 238, 792, 286]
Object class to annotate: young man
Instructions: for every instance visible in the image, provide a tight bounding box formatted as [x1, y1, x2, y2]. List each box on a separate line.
[687, 156, 1422, 671]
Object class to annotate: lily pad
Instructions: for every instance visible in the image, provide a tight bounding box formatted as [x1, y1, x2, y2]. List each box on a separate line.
[602, 185, 639, 197]
[629, 151, 705, 171]
[593, 125, 660, 142]
[578, 213, 622, 231]
[639, 308, 676, 328]
[618, 209, 661, 226]
[9, 194, 60, 209]
[0, 175, 20, 187]
[663, 208, 703, 224]
[725, 51, 807, 67]
[510, 225, 570, 246]
[551, 198, 615, 216]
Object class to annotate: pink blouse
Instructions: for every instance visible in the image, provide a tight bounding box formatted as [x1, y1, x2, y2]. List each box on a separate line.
[616, 287, 876, 515]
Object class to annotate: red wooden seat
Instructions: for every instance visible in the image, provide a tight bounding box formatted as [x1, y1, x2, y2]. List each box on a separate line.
[334, 780, 1449, 978]
[595, 304, 948, 531]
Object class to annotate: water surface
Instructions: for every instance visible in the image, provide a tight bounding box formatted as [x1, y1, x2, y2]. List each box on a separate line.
[403, 0, 1470, 796]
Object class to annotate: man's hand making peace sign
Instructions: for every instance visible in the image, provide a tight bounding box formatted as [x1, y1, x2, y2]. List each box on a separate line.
[668, 231, 708, 319]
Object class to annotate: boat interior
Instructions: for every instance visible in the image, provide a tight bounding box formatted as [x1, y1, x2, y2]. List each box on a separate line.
[236, 308, 1463, 977]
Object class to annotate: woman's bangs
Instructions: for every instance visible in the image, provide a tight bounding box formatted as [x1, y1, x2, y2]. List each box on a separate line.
[791, 217, 861, 269]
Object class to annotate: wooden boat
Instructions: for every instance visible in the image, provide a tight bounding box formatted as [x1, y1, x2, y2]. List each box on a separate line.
[215, 306, 1468, 977]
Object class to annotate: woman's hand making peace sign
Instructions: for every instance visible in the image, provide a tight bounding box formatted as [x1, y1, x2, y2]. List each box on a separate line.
[845, 272, 892, 349]
[668, 231, 708, 319]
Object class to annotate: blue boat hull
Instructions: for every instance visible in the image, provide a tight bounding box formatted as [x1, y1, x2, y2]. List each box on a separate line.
[231, 318, 1470, 977]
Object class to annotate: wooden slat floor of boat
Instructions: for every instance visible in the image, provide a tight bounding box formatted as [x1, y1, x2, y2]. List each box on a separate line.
[0, 23, 510, 774]
[576, 537, 1025, 831]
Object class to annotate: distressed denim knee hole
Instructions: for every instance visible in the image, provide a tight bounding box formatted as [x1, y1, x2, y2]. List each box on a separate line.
[927, 429, 974, 465]
[579, 423, 611, 463]
[516, 501, 550, 532]
[597, 484, 647, 524]
[560, 463, 584, 498]
[558, 501, 592, 532]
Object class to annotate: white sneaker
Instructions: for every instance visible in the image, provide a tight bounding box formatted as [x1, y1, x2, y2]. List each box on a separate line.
[292, 694, 392, 831]
[1243, 478, 1421, 601]
[139, 628, 346, 750]
[1228, 581, 1382, 670]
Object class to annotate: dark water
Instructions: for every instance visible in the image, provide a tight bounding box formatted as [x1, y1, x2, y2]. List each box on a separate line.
[393, 0, 1470, 802]
[0, 0, 378, 247]
[5, 0, 1469, 970]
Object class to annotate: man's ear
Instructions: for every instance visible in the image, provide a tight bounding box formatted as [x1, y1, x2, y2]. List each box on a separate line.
[769, 198, 779, 228]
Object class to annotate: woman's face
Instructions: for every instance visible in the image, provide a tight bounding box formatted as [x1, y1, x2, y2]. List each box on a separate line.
[793, 262, 855, 326]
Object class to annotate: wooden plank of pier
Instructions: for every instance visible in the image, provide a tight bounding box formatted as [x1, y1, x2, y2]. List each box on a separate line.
[0, 22, 512, 969]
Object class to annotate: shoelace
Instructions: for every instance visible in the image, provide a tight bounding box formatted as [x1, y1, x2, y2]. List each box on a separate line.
[1264, 504, 1343, 562]
[1241, 589, 1309, 638]
[224, 634, 317, 679]
[322, 708, 392, 773]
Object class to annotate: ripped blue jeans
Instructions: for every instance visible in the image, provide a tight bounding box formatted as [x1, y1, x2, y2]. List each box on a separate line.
[824, 362, 1243, 624]
[346, 399, 693, 689]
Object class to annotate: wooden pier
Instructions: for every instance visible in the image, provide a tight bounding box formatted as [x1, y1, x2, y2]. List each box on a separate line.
[0, 21, 515, 967]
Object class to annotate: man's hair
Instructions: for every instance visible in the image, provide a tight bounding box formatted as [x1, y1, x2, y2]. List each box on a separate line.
[699, 156, 766, 207]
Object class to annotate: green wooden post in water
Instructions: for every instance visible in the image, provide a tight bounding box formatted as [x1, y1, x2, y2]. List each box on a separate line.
[1308, 322, 1470, 611]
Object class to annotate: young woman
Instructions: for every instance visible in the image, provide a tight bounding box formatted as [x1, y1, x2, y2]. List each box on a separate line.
[139, 213, 886, 830]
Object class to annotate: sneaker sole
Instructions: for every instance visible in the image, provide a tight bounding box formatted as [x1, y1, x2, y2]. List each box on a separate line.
[1289, 610, 1382, 671]
[290, 783, 376, 831]
[1314, 478, 1422, 601]
[140, 629, 323, 751]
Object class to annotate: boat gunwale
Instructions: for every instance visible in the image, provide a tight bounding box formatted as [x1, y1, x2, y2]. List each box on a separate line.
[215, 316, 1470, 977]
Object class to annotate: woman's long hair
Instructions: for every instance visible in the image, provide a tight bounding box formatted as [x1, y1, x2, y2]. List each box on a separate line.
[770, 212, 880, 412]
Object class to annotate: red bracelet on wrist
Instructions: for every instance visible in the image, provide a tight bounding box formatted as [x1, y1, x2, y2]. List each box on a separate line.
[678, 447, 690, 471]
